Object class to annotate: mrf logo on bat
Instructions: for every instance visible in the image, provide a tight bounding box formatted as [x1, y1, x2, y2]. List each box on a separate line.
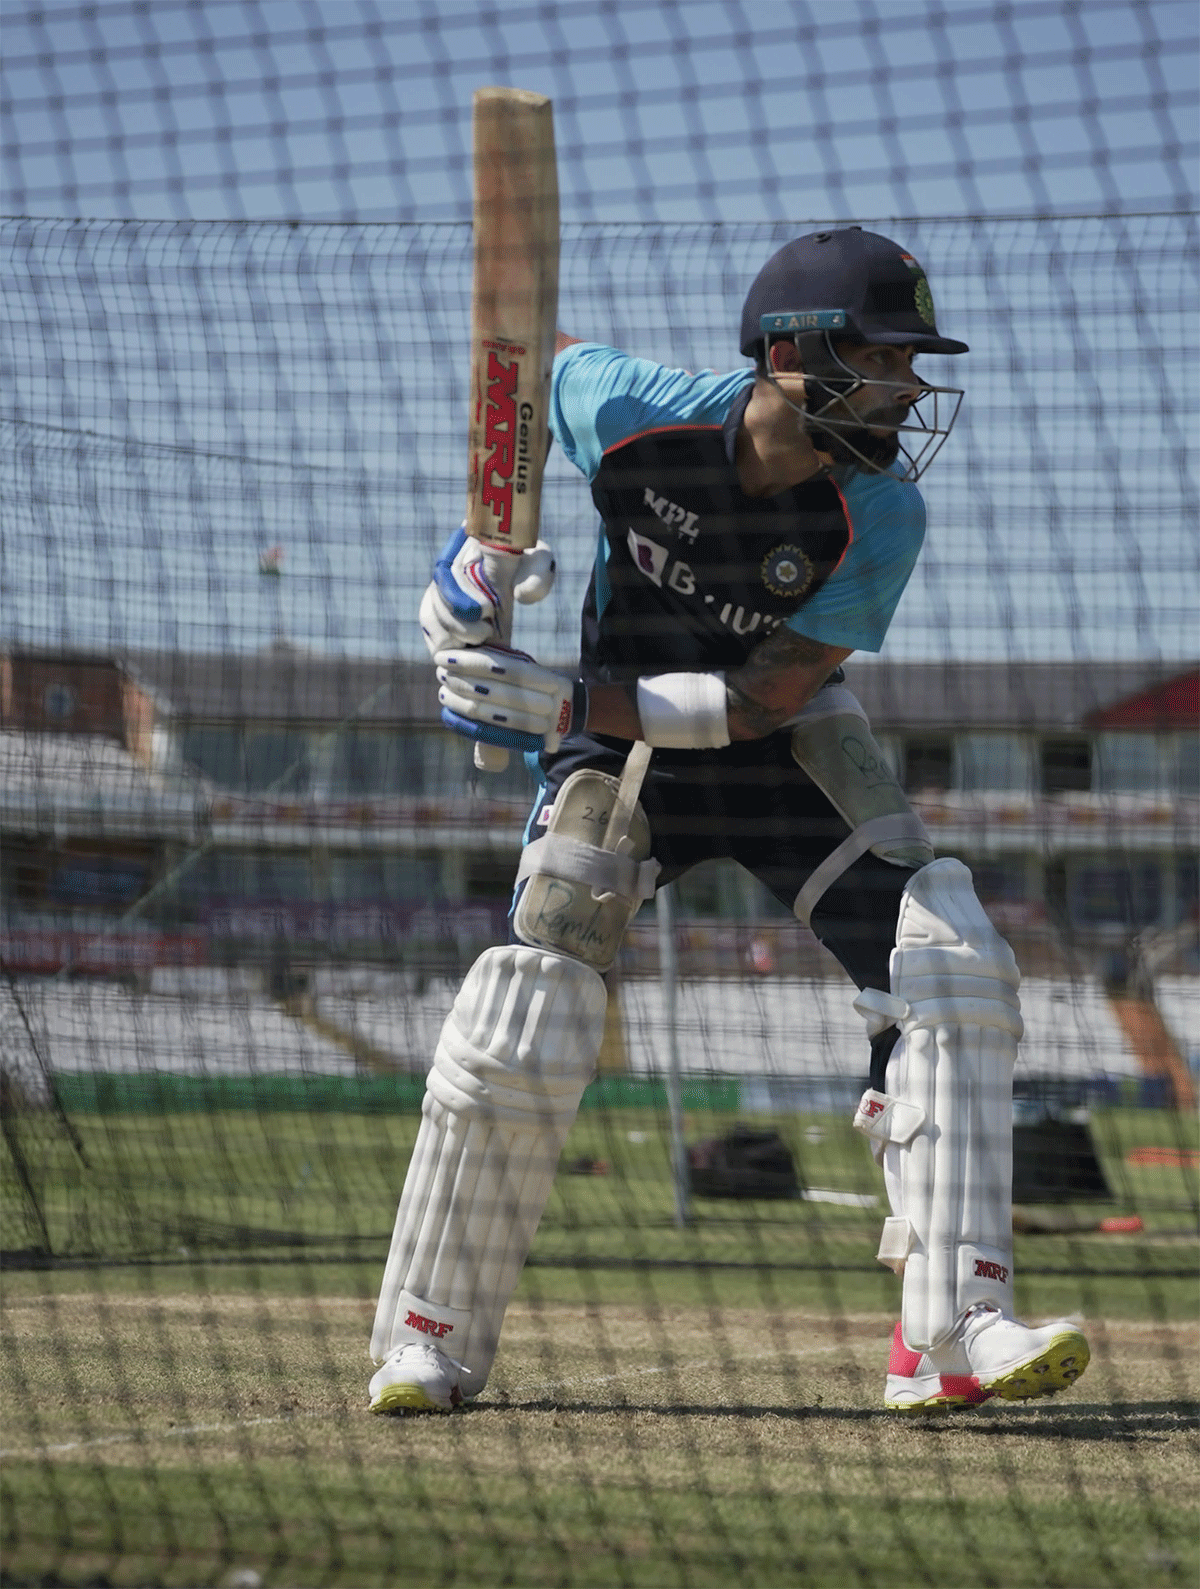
[473, 336, 537, 540]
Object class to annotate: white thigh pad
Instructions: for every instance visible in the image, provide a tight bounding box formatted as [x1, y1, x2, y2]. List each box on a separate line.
[852, 858, 1023, 1350]
[513, 767, 659, 971]
[371, 944, 606, 1396]
[789, 687, 933, 926]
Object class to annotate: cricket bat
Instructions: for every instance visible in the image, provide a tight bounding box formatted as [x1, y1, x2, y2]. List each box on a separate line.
[466, 86, 560, 772]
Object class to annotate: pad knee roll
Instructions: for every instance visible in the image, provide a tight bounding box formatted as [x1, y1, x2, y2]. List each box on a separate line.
[852, 858, 1023, 1350]
[371, 944, 607, 1394]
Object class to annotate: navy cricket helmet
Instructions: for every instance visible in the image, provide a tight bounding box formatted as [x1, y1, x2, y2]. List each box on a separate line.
[739, 227, 968, 358]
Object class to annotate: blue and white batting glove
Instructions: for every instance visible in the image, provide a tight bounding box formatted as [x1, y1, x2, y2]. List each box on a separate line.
[436, 647, 587, 754]
[418, 524, 556, 659]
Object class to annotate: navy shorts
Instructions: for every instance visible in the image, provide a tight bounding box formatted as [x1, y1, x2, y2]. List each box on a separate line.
[527, 729, 914, 1001]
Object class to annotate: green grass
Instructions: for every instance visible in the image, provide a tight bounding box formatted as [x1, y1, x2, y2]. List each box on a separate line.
[1, 1271, 1196, 1589]
[1, 1103, 1196, 1586]
[4, 1462, 1197, 1589]
[4, 1103, 1196, 1266]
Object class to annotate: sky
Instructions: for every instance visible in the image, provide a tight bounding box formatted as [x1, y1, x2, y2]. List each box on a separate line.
[1, 0, 1197, 664]
[3, 0, 1197, 223]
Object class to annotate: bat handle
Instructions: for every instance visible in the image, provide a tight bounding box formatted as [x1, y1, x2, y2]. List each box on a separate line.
[475, 742, 510, 774]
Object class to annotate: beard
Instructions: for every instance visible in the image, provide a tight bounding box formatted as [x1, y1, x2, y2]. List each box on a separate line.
[808, 421, 902, 472]
[807, 395, 911, 472]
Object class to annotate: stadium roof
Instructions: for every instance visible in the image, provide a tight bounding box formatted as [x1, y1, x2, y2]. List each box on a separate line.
[843, 661, 1196, 733]
[1082, 669, 1199, 732]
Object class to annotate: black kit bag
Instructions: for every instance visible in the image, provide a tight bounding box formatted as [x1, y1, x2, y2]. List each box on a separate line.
[686, 1124, 800, 1200]
[1012, 1115, 1113, 1204]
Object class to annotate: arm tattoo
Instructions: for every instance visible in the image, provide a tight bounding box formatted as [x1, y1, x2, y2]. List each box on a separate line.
[724, 680, 787, 738]
[724, 626, 845, 737]
[741, 626, 831, 672]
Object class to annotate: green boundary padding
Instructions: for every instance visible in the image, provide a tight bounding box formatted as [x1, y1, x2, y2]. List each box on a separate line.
[588, 1075, 740, 1111]
[50, 1071, 740, 1115]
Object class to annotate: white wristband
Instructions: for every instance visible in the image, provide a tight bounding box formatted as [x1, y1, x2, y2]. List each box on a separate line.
[636, 672, 730, 749]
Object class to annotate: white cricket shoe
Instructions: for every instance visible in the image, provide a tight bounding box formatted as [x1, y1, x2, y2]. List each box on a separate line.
[368, 1341, 464, 1415]
[885, 1306, 1090, 1414]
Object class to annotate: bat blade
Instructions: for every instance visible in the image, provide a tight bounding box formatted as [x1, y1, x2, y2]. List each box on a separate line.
[465, 87, 559, 774]
[466, 86, 559, 555]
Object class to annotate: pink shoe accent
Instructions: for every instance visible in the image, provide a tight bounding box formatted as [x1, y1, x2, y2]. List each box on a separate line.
[888, 1321, 924, 1376]
[886, 1321, 994, 1409]
[938, 1374, 990, 1405]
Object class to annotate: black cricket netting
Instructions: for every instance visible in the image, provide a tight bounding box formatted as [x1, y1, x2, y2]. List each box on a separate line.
[1, 5, 1197, 1587]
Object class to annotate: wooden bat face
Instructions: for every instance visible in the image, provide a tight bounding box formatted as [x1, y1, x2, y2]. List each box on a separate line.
[466, 87, 559, 553]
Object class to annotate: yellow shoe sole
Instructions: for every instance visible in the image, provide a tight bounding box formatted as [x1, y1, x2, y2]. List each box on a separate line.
[369, 1382, 453, 1415]
[983, 1329, 1090, 1402]
[884, 1389, 993, 1415]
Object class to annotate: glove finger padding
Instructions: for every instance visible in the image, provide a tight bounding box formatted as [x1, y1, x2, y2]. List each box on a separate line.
[512, 541, 556, 604]
[419, 580, 492, 656]
[420, 527, 558, 660]
[436, 648, 577, 752]
[439, 672, 551, 716]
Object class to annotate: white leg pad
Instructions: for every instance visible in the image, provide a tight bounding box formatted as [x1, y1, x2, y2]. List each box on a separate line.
[371, 943, 607, 1397]
[852, 858, 1023, 1351]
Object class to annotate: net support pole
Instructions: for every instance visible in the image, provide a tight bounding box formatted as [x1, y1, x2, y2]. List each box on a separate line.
[655, 881, 690, 1227]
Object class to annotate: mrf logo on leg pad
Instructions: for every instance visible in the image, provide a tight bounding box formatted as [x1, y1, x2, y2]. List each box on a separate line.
[382, 1289, 472, 1361]
[974, 1260, 1009, 1284]
[405, 1310, 455, 1340]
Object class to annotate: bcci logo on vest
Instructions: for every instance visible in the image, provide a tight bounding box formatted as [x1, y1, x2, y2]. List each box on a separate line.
[761, 543, 814, 599]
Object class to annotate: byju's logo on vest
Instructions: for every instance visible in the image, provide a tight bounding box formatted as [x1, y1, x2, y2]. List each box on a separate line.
[627, 528, 669, 586]
[626, 529, 703, 599]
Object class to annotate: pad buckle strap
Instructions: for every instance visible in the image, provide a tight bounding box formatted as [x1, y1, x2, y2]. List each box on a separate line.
[517, 832, 661, 902]
[852, 1087, 926, 1147]
[853, 986, 909, 1035]
[793, 813, 932, 927]
[876, 1216, 917, 1276]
